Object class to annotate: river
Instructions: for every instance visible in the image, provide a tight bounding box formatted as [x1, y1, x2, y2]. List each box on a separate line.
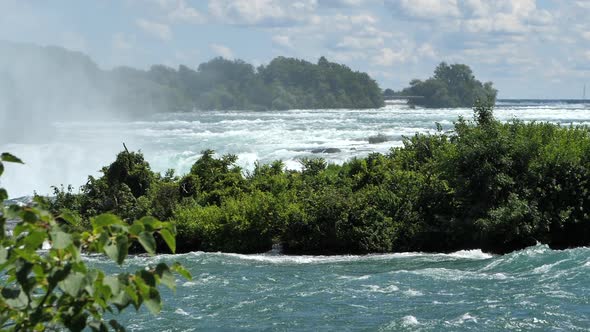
[2, 101, 590, 330]
[98, 244, 590, 331]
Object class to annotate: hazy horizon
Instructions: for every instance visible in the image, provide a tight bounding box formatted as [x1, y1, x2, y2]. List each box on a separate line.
[1, 0, 589, 99]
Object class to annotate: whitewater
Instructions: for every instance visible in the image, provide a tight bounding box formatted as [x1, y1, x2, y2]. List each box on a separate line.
[93, 244, 590, 331]
[2, 100, 590, 198]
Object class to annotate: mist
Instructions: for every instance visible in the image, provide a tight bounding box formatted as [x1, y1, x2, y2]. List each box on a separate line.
[0, 41, 148, 198]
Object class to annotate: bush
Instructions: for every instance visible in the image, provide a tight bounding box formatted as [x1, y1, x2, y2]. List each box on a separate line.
[0, 153, 191, 331]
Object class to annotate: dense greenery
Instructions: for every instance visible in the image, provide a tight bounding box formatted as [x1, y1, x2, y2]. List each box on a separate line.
[151, 55, 383, 110]
[50, 101, 590, 254]
[0, 153, 191, 331]
[400, 62, 497, 108]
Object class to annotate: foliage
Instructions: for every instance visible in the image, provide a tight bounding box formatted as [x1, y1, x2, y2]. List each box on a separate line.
[401, 62, 497, 108]
[51, 101, 590, 254]
[0, 154, 191, 331]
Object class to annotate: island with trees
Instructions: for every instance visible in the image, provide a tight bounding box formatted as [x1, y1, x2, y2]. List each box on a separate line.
[393, 62, 498, 108]
[46, 101, 590, 255]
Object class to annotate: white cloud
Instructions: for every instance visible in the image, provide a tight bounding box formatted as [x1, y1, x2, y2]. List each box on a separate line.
[168, 0, 206, 23]
[208, 0, 317, 26]
[392, 0, 461, 19]
[372, 48, 409, 66]
[112, 33, 134, 50]
[336, 35, 384, 49]
[317, 0, 368, 7]
[417, 43, 437, 59]
[210, 43, 234, 59]
[272, 35, 293, 48]
[461, 0, 554, 34]
[136, 19, 172, 41]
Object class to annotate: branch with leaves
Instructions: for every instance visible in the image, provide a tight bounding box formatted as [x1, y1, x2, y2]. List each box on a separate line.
[0, 153, 191, 331]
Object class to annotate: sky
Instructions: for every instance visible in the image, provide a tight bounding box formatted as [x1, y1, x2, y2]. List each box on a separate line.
[1, 0, 589, 99]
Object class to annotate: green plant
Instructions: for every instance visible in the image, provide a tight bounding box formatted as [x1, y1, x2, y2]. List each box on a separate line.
[0, 153, 191, 331]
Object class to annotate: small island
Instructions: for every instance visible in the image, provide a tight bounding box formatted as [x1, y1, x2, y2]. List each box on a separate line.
[388, 62, 498, 108]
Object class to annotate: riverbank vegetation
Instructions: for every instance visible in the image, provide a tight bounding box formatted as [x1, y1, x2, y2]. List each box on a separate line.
[398, 62, 497, 108]
[48, 101, 590, 254]
[0, 153, 191, 331]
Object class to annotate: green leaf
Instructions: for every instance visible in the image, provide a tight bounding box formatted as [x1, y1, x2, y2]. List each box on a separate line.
[1, 153, 24, 164]
[143, 288, 161, 315]
[155, 263, 175, 291]
[138, 270, 156, 287]
[0, 188, 8, 203]
[129, 222, 144, 236]
[159, 228, 176, 253]
[24, 230, 47, 250]
[103, 275, 122, 295]
[161, 269, 176, 291]
[1, 287, 29, 309]
[12, 248, 38, 263]
[0, 246, 8, 265]
[0, 161, 4, 177]
[104, 235, 128, 265]
[22, 210, 38, 223]
[109, 320, 126, 332]
[171, 262, 192, 280]
[124, 285, 139, 308]
[59, 210, 81, 226]
[139, 216, 160, 231]
[138, 232, 156, 255]
[65, 312, 89, 332]
[59, 272, 85, 296]
[92, 214, 123, 229]
[51, 230, 73, 249]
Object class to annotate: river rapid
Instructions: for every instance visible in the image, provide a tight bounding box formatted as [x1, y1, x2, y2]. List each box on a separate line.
[96, 244, 590, 331]
[2, 100, 590, 198]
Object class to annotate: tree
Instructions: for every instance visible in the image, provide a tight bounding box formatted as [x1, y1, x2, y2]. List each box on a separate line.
[0, 153, 191, 331]
[402, 62, 497, 108]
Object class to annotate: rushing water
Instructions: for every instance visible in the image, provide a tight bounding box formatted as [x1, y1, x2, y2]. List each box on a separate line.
[2, 101, 590, 330]
[2, 100, 590, 197]
[94, 244, 590, 331]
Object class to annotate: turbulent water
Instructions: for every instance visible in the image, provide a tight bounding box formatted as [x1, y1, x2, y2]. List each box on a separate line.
[2, 101, 590, 329]
[93, 244, 590, 331]
[3, 100, 590, 197]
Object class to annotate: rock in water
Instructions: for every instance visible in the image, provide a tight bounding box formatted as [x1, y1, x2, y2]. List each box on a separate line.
[311, 148, 341, 154]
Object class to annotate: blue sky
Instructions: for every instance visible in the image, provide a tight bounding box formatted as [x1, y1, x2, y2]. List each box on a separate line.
[1, 0, 589, 98]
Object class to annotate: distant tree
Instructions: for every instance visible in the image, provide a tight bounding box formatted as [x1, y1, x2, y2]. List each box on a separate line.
[383, 88, 396, 98]
[401, 62, 497, 108]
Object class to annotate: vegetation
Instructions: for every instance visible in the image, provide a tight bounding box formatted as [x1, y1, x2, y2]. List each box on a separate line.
[49, 101, 590, 255]
[0, 153, 191, 331]
[400, 62, 497, 108]
[1, 42, 384, 121]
